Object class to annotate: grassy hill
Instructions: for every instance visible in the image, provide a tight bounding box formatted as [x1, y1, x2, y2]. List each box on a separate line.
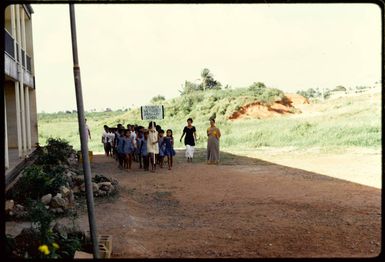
[38, 87, 381, 153]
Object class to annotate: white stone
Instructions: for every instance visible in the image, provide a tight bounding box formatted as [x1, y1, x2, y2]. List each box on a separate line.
[92, 182, 99, 192]
[60, 186, 71, 197]
[41, 194, 52, 205]
[51, 195, 66, 208]
[98, 182, 112, 187]
[5, 200, 14, 211]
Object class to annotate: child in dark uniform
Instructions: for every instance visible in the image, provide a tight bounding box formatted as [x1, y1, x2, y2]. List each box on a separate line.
[158, 129, 165, 168]
[123, 129, 134, 169]
[136, 130, 144, 168]
[116, 128, 126, 169]
[141, 130, 149, 171]
[163, 129, 176, 170]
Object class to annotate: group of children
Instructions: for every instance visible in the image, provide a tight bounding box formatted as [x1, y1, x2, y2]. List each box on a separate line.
[101, 122, 176, 172]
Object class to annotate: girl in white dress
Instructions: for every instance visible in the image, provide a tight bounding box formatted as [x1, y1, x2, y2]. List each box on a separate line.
[147, 121, 159, 172]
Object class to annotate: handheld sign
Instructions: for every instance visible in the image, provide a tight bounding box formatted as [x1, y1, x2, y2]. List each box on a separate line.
[141, 105, 164, 120]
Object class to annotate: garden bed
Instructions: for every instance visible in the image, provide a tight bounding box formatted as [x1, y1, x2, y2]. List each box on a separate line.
[5, 138, 118, 258]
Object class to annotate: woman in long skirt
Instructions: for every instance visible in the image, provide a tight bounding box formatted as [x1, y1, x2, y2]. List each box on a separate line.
[207, 118, 221, 164]
[180, 118, 197, 162]
[147, 121, 159, 172]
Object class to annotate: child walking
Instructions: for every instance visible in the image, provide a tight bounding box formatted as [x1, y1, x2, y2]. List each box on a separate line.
[147, 121, 159, 173]
[163, 129, 176, 170]
[141, 130, 149, 171]
[136, 130, 144, 168]
[107, 128, 115, 157]
[123, 129, 134, 169]
[113, 124, 123, 161]
[116, 128, 126, 169]
[101, 125, 111, 157]
[158, 129, 165, 168]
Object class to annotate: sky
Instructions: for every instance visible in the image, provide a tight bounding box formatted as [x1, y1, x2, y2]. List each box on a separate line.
[30, 3, 381, 113]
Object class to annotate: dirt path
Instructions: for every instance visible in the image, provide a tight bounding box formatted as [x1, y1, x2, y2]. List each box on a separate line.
[66, 149, 380, 258]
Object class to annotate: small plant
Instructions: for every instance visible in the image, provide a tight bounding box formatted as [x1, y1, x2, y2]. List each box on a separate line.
[27, 200, 61, 258]
[27, 200, 54, 242]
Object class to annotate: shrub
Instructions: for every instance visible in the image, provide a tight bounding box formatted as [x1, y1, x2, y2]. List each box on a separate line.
[333, 85, 346, 92]
[249, 83, 267, 97]
[9, 165, 50, 202]
[36, 138, 75, 167]
[27, 200, 54, 243]
[7, 164, 68, 204]
[260, 88, 285, 105]
[296, 88, 320, 99]
[150, 95, 166, 104]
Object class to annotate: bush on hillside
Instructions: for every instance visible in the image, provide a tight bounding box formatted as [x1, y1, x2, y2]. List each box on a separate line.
[333, 85, 347, 92]
[248, 82, 266, 95]
[259, 88, 285, 105]
[296, 88, 319, 99]
[180, 81, 203, 95]
[150, 95, 166, 104]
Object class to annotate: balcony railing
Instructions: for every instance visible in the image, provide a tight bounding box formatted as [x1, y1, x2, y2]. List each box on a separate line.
[4, 53, 18, 80]
[4, 29, 15, 58]
[4, 28, 34, 78]
[24, 70, 34, 88]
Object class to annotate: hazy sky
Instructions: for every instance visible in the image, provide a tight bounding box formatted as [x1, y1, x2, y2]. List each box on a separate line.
[31, 3, 381, 113]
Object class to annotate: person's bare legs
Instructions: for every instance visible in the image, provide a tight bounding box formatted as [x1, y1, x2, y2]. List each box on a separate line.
[150, 153, 156, 172]
[128, 154, 132, 169]
[168, 156, 171, 170]
[124, 154, 128, 169]
[160, 156, 164, 168]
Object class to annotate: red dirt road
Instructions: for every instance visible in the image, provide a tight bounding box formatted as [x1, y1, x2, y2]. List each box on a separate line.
[77, 150, 381, 258]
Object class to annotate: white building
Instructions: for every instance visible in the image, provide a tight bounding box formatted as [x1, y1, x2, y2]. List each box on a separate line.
[4, 4, 38, 178]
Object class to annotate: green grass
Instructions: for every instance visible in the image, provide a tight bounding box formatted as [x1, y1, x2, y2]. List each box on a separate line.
[38, 89, 381, 153]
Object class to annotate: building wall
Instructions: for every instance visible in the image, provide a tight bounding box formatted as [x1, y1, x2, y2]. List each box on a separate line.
[4, 4, 38, 154]
[4, 80, 18, 148]
[4, 80, 38, 149]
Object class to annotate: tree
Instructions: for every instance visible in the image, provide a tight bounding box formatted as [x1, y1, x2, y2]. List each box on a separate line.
[333, 85, 346, 92]
[150, 95, 166, 104]
[249, 82, 267, 95]
[201, 68, 221, 90]
[296, 88, 320, 99]
[181, 81, 202, 95]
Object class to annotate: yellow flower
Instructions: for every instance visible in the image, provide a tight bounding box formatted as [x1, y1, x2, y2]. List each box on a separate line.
[52, 243, 59, 250]
[38, 244, 50, 255]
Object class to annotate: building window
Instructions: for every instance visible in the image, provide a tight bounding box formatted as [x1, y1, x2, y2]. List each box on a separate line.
[4, 29, 15, 59]
[21, 49, 25, 67]
[26, 55, 32, 72]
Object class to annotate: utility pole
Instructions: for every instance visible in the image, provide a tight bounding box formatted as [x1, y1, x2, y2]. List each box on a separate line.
[69, 4, 99, 258]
